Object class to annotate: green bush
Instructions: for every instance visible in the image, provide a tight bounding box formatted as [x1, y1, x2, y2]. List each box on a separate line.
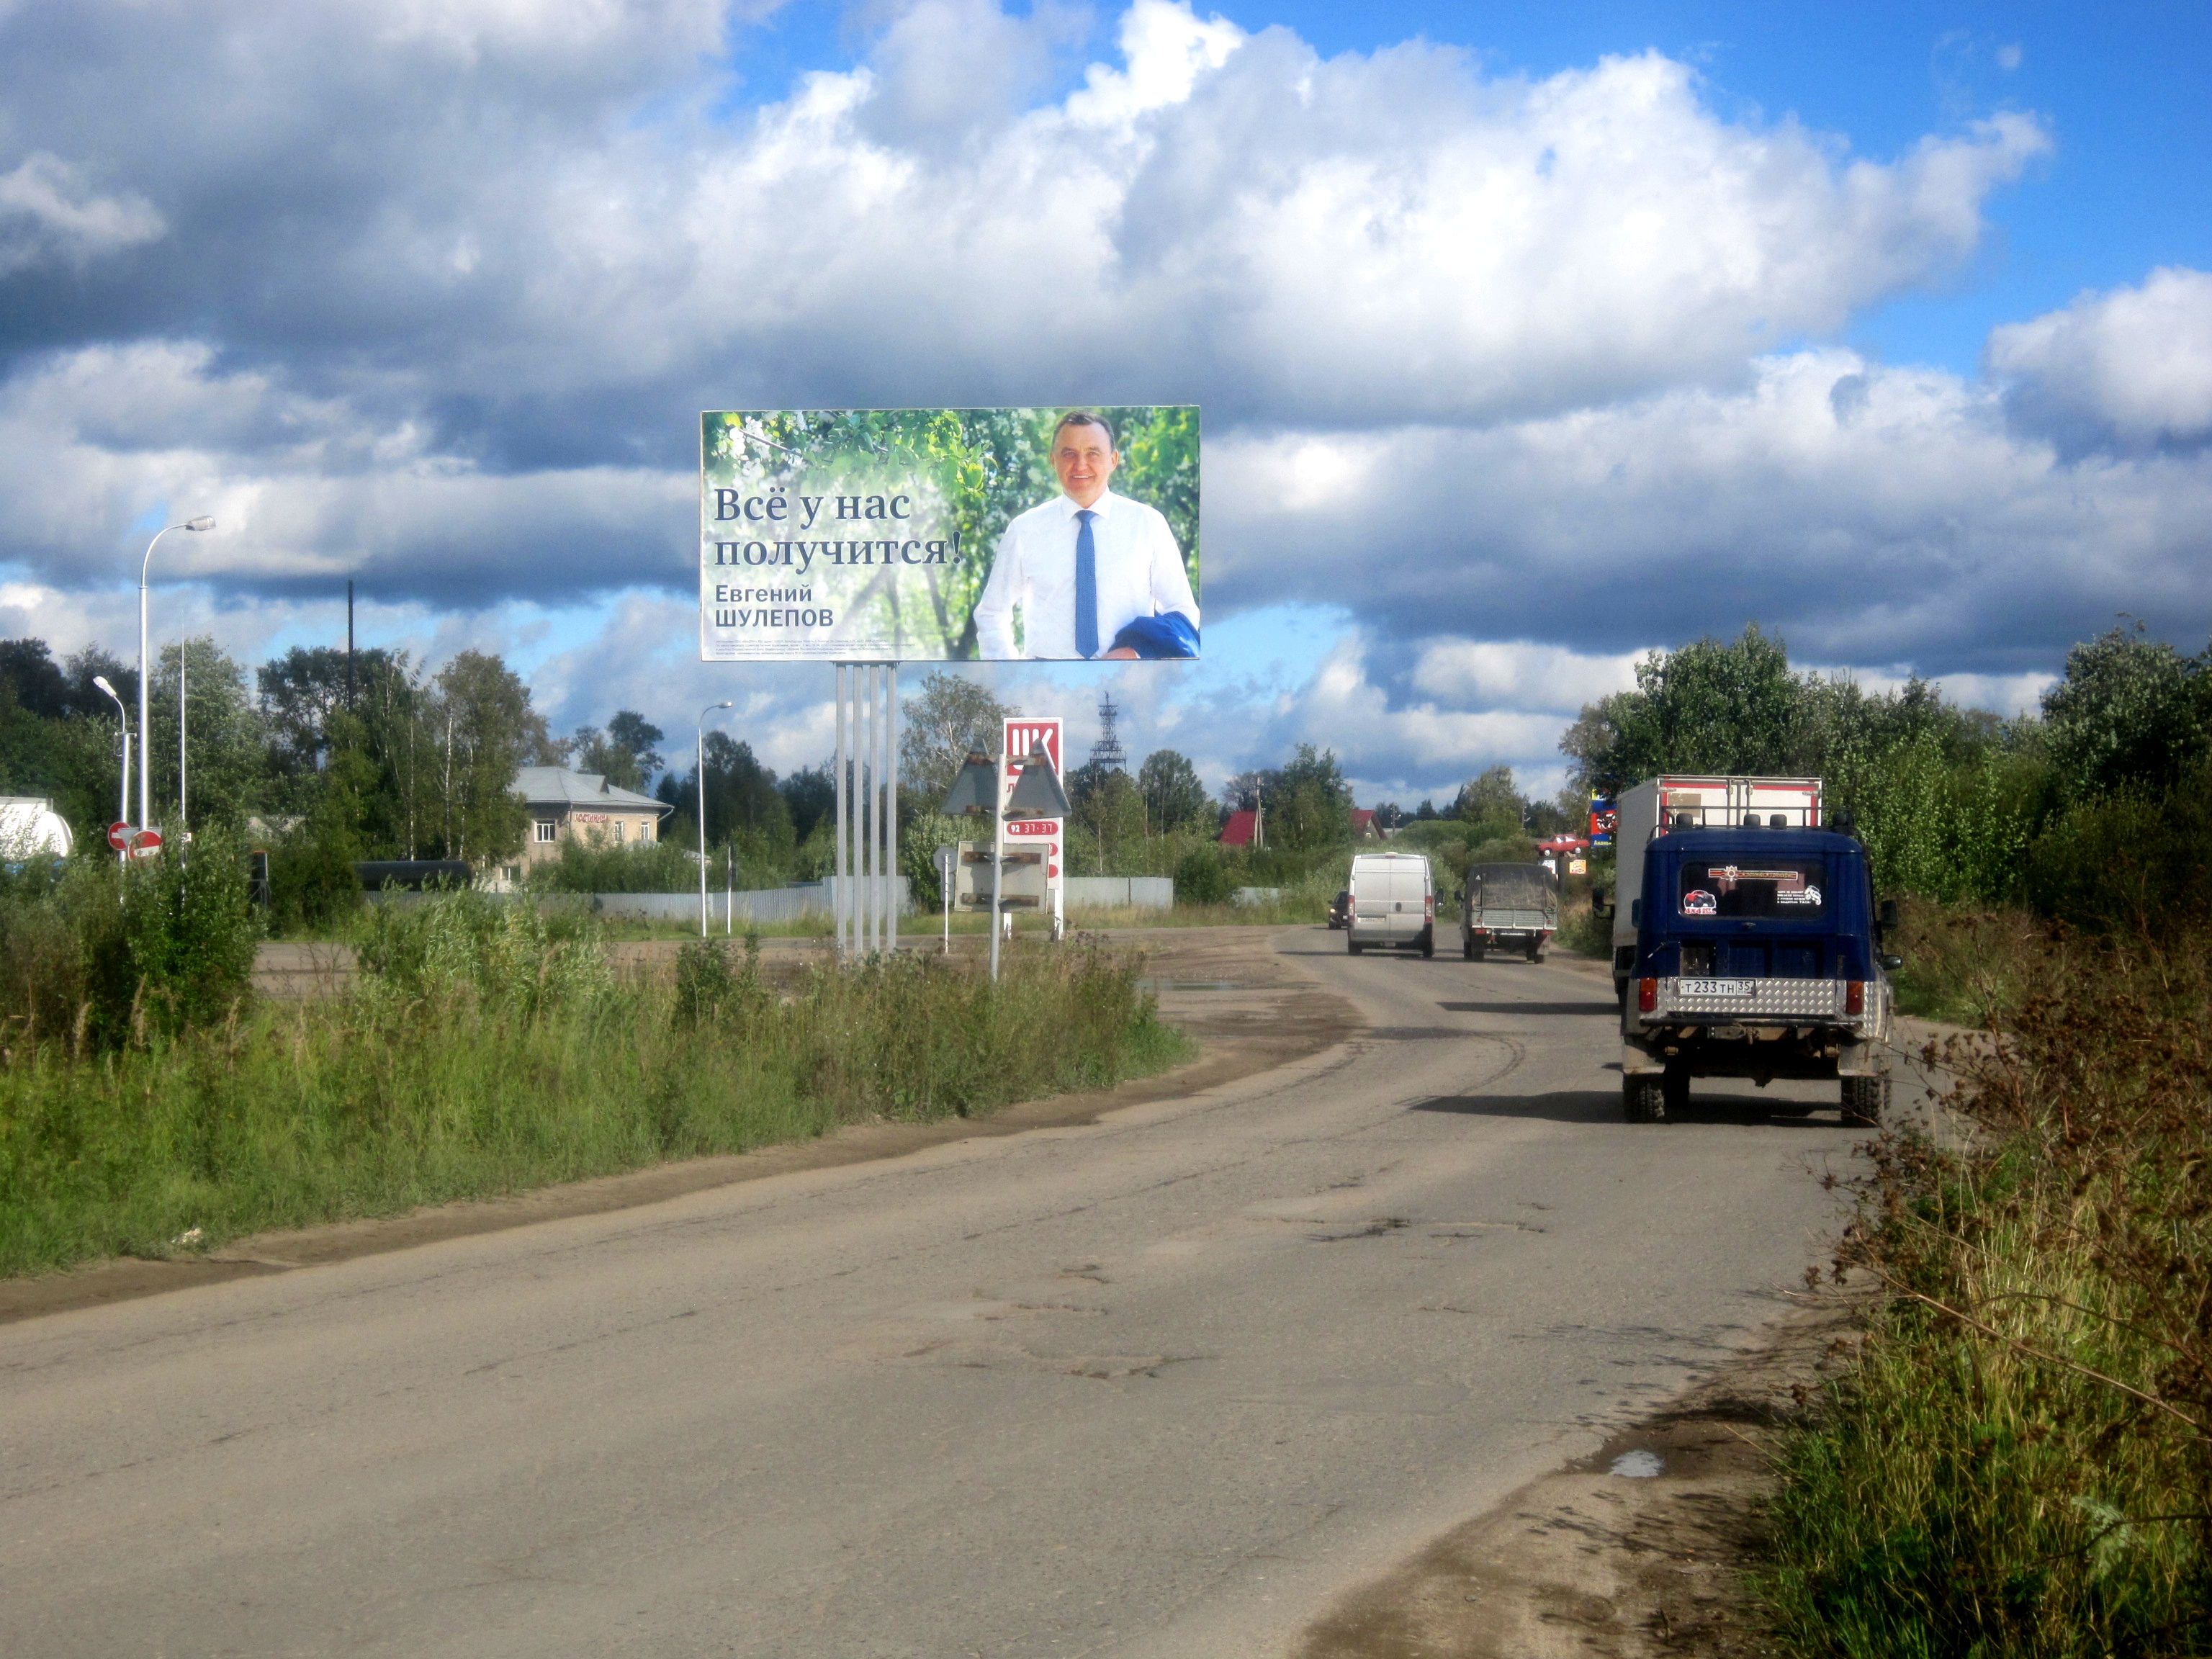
[523, 834, 700, 894]
[0, 840, 256, 1048]
[2020, 773, 2212, 937]
[1174, 845, 1231, 905]
[114, 827, 258, 1036]
[268, 819, 361, 934]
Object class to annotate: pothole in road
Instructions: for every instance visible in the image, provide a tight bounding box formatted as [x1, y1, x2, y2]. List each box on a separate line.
[1610, 1449, 1665, 1479]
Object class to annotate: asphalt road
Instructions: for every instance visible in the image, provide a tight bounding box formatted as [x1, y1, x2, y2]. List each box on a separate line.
[0, 930, 1905, 1658]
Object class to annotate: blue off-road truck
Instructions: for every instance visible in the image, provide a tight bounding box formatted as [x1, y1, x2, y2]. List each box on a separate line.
[1603, 802, 1902, 1125]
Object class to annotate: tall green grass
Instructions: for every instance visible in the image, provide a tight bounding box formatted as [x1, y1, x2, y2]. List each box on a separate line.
[0, 894, 1187, 1276]
[1766, 927, 2212, 1656]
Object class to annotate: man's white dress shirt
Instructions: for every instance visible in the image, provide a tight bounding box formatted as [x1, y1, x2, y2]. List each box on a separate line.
[973, 490, 1198, 660]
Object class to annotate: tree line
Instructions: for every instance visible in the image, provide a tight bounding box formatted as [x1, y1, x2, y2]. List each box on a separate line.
[1558, 622, 2212, 932]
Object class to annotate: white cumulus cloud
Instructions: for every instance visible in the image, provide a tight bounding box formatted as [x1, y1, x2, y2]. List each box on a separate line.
[1989, 266, 2212, 449]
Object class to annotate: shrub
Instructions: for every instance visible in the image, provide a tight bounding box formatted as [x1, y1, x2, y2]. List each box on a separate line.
[113, 827, 258, 1036]
[268, 819, 361, 934]
[1174, 846, 1231, 905]
[0, 840, 256, 1048]
[523, 834, 700, 894]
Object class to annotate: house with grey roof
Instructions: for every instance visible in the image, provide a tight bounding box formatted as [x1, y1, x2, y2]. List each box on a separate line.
[511, 766, 673, 871]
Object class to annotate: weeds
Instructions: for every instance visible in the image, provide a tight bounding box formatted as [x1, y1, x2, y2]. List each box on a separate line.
[1766, 925, 2212, 1656]
[0, 897, 1187, 1277]
[1887, 896, 2049, 1026]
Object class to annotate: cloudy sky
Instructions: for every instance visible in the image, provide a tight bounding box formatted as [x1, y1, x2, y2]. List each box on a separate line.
[4, 0, 2209, 804]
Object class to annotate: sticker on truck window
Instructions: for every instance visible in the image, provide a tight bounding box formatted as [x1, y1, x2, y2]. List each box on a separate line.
[1677, 860, 1827, 918]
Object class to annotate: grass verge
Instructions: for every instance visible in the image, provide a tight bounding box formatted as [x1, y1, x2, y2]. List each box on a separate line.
[0, 896, 1190, 1277]
[1763, 923, 2212, 1655]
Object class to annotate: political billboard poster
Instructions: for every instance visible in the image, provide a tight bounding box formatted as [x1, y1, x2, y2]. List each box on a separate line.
[701, 407, 1199, 662]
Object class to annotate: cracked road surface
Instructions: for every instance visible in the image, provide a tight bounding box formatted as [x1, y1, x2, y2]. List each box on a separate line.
[0, 930, 1889, 1657]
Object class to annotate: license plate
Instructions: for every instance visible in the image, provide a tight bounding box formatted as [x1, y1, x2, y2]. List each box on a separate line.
[1683, 979, 1753, 998]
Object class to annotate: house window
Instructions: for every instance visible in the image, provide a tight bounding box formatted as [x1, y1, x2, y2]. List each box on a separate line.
[642, 821, 653, 843]
[535, 819, 557, 844]
[613, 821, 626, 845]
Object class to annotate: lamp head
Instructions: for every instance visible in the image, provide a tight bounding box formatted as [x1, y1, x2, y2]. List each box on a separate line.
[184, 516, 215, 532]
[93, 675, 117, 698]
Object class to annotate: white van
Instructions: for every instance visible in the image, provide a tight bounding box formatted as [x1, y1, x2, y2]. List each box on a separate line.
[1346, 853, 1435, 957]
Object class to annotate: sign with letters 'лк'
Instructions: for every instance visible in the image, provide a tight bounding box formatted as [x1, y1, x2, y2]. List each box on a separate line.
[1001, 716, 1064, 885]
[699, 407, 1200, 662]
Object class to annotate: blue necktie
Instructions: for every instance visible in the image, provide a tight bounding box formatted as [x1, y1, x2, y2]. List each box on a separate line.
[1074, 509, 1099, 659]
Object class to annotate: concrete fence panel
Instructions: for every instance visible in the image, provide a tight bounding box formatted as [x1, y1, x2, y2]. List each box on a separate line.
[1064, 876, 1175, 911]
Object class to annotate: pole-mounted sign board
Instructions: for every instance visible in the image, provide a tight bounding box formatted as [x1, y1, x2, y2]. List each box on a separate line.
[1002, 716, 1064, 918]
[700, 407, 1200, 663]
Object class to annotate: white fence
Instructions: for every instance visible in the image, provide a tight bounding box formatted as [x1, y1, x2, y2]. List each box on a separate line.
[1063, 876, 1175, 911]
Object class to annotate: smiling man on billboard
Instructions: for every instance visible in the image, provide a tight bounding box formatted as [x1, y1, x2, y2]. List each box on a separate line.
[972, 412, 1199, 661]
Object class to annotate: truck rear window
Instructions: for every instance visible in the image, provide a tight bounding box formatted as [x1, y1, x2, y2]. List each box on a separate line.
[1676, 860, 1826, 919]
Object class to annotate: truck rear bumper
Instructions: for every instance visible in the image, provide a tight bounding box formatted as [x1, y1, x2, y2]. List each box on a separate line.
[1622, 1030, 1883, 1080]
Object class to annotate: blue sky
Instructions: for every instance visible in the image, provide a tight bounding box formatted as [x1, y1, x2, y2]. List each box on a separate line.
[3, 0, 2208, 802]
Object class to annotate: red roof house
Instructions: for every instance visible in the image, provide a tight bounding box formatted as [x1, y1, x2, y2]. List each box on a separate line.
[1218, 809, 1260, 848]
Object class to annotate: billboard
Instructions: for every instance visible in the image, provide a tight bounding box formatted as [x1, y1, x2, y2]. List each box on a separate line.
[701, 407, 1198, 662]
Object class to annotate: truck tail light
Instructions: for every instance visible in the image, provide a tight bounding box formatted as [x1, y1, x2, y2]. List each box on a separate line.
[1845, 980, 1865, 1015]
[1637, 977, 1658, 1013]
[1425, 894, 1434, 921]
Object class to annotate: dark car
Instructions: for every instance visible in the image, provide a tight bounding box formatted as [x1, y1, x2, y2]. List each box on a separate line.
[1326, 889, 1351, 930]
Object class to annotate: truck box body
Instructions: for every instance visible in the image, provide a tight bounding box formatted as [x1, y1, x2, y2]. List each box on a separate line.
[1461, 863, 1557, 960]
[1348, 853, 1434, 952]
[1610, 775, 1822, 985]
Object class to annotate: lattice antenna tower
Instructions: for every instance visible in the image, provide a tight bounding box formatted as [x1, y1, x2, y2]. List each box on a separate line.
[1090, 692, 1128, 771]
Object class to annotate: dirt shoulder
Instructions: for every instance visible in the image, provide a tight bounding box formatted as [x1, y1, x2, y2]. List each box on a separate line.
[1292, 1288, 1869, 1658]
[3, 928, 1357, 1326]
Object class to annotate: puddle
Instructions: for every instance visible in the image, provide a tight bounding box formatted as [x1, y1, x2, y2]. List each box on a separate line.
[1609, 1449, 1665, 1479]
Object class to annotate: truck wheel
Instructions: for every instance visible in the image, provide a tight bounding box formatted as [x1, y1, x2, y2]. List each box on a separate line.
[1524, 938, 1542, 963]
[1841, 1074, 1889, 1127]
[1419, 927, 1435, 959]
[1663, 1067, 1691, 1115]
[1461, 935, 1476, 961]
[1623, 1075, 1667, 1123]
[1347, 935, 1363, 956]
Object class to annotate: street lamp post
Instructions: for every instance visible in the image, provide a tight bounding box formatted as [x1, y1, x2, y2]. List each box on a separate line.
[697, 701, 733, 938]
[93, 675, 129, 862]
[138, 516, 214, 833]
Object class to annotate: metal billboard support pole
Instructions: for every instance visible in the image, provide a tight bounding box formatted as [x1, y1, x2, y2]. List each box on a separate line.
[860, 665, 876, 953]
[987, 783, 1004, 985]
[830, 660, 902, 961]
[886, 664, 899, 955]
[834, 665, 848, 957]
